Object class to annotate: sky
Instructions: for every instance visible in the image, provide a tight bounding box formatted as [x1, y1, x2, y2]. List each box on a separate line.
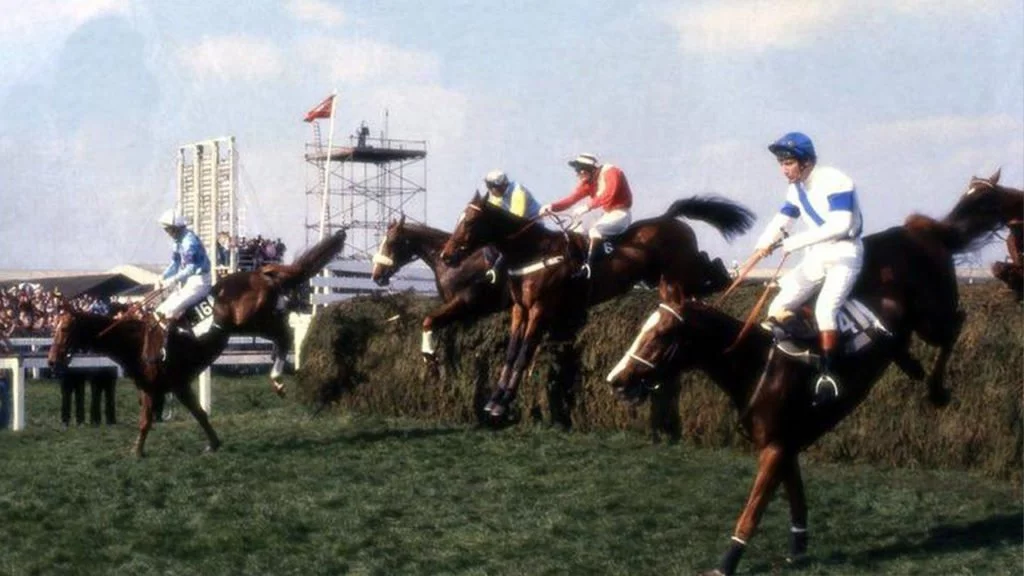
[0, 0, 1021, 271]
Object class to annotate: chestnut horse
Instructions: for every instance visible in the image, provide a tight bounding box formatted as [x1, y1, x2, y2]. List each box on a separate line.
[440, 192, 755, 421]
[208, 229, 346, 395]
[370, 216, 509, 364]
[605, 193, 1012, 574]
[48, 310, 228, 457]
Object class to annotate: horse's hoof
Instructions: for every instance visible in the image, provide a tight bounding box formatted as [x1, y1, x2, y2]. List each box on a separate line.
[483, 400, 497, 414]
[272, 381, 287, 398]
[205, 442, 221, 453]
[489, 403, 506, 418]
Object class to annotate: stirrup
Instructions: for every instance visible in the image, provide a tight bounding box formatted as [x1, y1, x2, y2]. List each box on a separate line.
[573, 263, 592, 279]
[813, 372, 840, 406]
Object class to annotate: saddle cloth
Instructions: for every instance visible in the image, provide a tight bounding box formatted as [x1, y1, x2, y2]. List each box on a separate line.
[766, 298, 891, 365]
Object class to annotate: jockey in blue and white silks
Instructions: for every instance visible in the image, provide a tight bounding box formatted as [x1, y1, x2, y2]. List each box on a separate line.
[155, 209, 212, 323]
[754, 132, 864, 404]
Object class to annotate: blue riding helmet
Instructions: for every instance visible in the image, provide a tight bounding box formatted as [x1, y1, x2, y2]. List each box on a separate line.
[768, 132, 816, 163]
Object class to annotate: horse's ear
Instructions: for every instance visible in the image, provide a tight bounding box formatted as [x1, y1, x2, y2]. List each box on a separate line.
[659, 283, 684, 307]
[398, 213, 406, 227]
[473, 189, 482, 203]
[989, 167, 1001, 185]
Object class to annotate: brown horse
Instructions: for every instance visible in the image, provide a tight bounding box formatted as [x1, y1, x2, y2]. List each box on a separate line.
[960, 170, 1024, 301]
[370, 216, 509, 364]
[208, 229, 346, 395]
[48, 310, 228, 457]
[439, 192, 755, 420]
[605, 196, 1011, 574]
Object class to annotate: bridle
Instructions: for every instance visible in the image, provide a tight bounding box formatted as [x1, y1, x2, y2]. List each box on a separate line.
[448, 203, 542, 257]
[625, 303, 684, 371]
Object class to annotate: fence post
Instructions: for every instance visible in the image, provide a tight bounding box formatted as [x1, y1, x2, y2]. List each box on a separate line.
[0, 357, 27, 432]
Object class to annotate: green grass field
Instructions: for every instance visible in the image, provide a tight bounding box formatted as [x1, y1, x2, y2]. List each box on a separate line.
[1, 376, 1020, 576]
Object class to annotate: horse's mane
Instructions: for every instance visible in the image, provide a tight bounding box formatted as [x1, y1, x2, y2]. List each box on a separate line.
[398, 221, 451, 242]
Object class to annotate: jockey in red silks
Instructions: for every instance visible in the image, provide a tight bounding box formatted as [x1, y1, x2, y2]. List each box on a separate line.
[539, 153, 634, 279]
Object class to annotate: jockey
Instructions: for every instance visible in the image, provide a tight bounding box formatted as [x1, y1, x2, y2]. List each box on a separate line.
[754, 132, 864, 406]
[154, 209, 212, 354]
[483, 169, 541, 283]
[539, 153, 633, 279]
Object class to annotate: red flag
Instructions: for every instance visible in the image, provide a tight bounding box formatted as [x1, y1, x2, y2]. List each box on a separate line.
[303, 95, 335, 123]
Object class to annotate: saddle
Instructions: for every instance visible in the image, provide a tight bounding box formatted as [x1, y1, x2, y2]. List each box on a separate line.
[763, 298, 892, 366]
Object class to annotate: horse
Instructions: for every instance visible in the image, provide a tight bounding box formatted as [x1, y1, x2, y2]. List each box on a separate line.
[959, 170, 1024, 301]
[370, 215, 509, 364]
[48, 309, 229, 457]
[605, 192, 1014, 575]
[439, 192, 755, 421]
[206, 229, 347, 396]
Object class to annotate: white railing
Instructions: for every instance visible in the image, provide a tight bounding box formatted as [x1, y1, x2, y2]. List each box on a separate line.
[1, 313, 314, 432]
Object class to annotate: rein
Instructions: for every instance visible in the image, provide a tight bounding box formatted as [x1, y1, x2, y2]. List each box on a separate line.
[724, 253, 788, 354]
[97, 287, 165, 338]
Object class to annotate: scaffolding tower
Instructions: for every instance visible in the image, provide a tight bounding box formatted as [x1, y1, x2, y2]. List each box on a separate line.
[177, 137, 237, 281]
[304, 121, 427, 261]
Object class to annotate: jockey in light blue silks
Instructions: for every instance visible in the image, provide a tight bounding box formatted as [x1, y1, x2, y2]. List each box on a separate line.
[154, 209, 212, 355]
[753, 132, 864, 406]
[482, 169, 541, 284]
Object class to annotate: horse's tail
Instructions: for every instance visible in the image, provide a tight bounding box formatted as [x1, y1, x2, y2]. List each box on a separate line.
[664, 195, 756, 242]
[904, 211, 990, 254]
[271, 229, 348, 290]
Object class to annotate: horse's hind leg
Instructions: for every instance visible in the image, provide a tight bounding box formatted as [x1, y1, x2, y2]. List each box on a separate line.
[925, 309, 964, 408]
[173, 384, 221, 453]
[422, 295, 472, 371]
[267, 320, 292, 398]
[491, 307, 547, 419]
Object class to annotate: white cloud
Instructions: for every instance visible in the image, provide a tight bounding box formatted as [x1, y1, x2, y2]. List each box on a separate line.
[297, 36, 440, 84]
[285, 0, 346, 28]
[178, 35, 283, 82]
[0, 0, 128, 40]
[663, 0, 1005, 53]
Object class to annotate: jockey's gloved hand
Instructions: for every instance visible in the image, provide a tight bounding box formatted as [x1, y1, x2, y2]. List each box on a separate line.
[539, 204, 553, 216]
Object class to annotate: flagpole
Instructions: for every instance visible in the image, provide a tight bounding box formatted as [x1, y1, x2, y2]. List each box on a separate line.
[318, 90, 338, 241]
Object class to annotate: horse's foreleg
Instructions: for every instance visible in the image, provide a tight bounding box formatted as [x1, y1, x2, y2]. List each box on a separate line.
[703, 442, 788, 576]
[267, 321, 292, 398]
[925, 309, 964, 408]
[485, 305, 525, 415]
[422, 296, 471, 361]
[781, 454, 809, 564]
[134, 391, 154, 458]
[491, 307, 546, 418]
[172, 384, 221, 453]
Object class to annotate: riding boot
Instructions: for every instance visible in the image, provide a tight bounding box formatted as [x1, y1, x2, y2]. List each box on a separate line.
[573, 238, 600, 279]
[813, 330, 840, 406]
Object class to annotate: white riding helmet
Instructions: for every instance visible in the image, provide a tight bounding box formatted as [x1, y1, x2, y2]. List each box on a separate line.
[484, 170, 509, 189]
[158, 209, 186, 228]
[568, 153, 599, 171]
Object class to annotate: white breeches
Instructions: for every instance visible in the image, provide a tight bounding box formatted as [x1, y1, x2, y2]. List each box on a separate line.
[767, 240, 863, 331]
[156, 274, 212, 320]
[589, 209, 631, 239]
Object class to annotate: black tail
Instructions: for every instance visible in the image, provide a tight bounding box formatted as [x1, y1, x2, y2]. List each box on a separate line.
[281, 229, 347, 290]
[665, 196, 756, 242]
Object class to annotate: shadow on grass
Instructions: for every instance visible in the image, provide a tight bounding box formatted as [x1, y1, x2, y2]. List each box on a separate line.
[817, 511, 1024, 569]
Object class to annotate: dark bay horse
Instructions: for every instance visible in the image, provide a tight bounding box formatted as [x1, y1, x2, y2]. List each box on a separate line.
[370, 216, 508, 363]
[605, 194, 1014, 574]
[960, 170, 1024, 301]
[440, 192, 755, 420]
[207, 229, 346, 396]
[48, 310, 229, 457]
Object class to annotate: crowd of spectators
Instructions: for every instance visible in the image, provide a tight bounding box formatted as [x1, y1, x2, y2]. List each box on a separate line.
[217, 233, 286, 271]
[0, 284, 122, 341]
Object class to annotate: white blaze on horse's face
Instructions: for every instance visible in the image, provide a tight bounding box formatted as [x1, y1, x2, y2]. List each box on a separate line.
[371, 235, 395, 276]
[606, 309, 662, 383]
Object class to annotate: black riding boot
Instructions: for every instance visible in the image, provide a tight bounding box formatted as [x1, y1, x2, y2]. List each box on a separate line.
[574, 239, 600, 279]
[813, 330, 840, 406]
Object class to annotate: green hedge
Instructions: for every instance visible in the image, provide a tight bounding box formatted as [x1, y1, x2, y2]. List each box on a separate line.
[295, 283, 1023, 482]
